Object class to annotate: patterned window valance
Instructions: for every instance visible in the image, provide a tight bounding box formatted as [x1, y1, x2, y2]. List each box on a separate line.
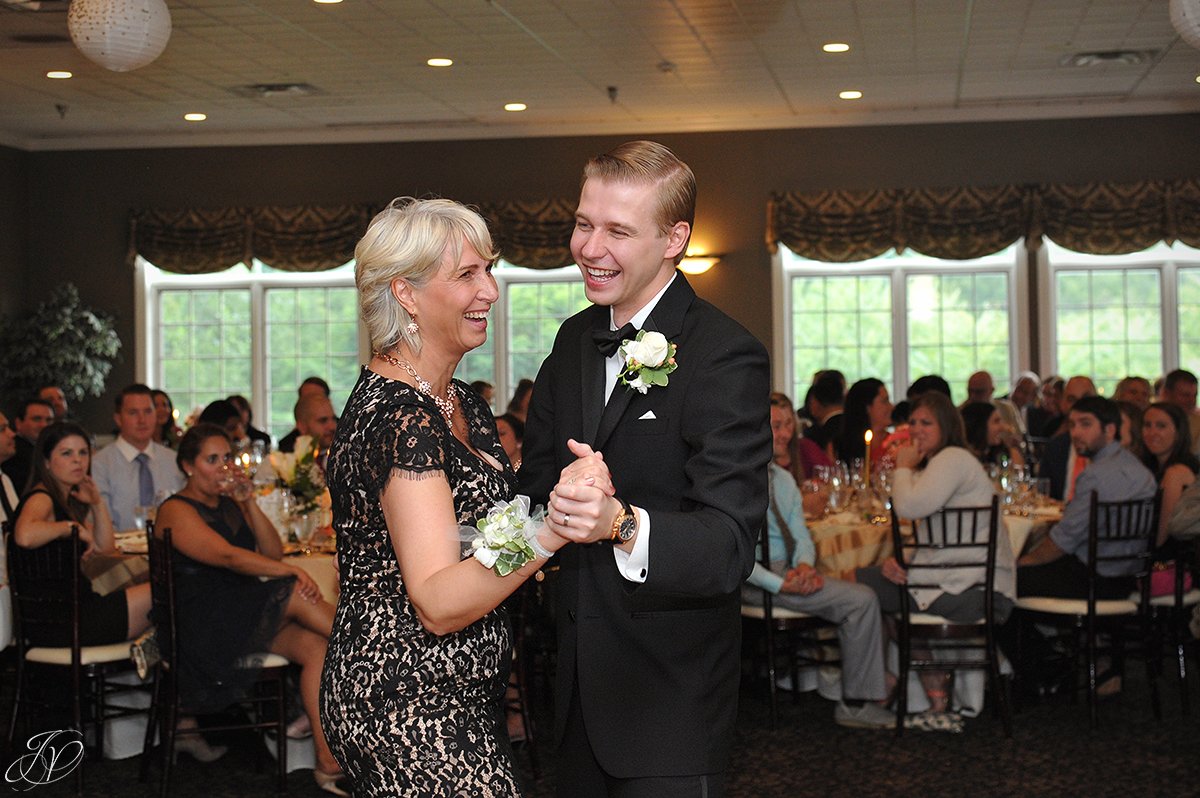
[768, 178, 1200, 262]
[130, 199, 576, 274]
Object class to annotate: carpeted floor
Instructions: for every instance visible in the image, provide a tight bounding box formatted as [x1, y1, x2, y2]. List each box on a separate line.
[5, 663, 1199, 797]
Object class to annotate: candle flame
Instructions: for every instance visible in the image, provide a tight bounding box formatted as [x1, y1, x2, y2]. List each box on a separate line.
[864, 430, 873, 444]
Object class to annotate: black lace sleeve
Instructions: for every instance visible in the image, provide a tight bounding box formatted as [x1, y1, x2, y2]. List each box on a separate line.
[381, 402, 449, 488]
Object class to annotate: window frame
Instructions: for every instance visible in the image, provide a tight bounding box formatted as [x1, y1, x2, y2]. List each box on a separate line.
[773, 245, 1029, 402]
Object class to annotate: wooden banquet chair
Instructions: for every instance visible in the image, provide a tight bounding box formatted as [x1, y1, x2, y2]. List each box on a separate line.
[140, 524, 291, 797]
[1014, 492, 1162, 729]
[4, 522, 150, 796]
[889, 495, 1012, 737]
[740, 520, 840, 729]
[1149, 537, 1200, 715]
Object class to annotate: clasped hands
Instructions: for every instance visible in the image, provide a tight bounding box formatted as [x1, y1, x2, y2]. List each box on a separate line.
[545, 439, 622, 547]
[780, 563, 824, 595]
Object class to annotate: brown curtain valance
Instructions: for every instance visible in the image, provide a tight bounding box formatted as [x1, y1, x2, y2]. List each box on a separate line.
[768, 178, 1200, 262]
[130, 199, 575, 274]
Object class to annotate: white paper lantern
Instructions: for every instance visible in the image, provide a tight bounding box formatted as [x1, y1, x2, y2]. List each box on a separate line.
[1171, 0, 1200, 50]
[68, 0, 172, 73]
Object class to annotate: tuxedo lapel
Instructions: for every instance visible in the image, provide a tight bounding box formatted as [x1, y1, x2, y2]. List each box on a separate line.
[593, 272, 695, 450]
[580, 308, 607, 446]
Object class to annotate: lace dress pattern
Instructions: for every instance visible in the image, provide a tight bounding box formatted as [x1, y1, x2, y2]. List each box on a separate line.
[320, 367, 522, 797]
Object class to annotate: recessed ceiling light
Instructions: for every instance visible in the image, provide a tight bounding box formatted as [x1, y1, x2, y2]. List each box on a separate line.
[823, 42, 850, 53]
[46, 71, 73, 79]
[504, 102, 527, 112]
[183, 113, 207, 122]
[1195, 75, 1200, 84]
[839, 90, 863, 100]
[426, 58, 453, 67]
[313, 0, 343, 4]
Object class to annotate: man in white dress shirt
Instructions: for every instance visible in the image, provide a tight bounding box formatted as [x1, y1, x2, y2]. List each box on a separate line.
[91, 384, 184, 531]
[1, 410, 21, 649]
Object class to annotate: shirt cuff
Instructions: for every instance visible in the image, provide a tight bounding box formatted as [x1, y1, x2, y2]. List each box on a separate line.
[612, 507, 650, 583]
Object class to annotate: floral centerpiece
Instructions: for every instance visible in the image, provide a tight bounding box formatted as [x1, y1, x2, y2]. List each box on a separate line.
[268, 434, 328, 515]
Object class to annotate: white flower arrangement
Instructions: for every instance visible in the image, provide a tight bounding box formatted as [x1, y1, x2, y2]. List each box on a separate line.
[267, 434, 328, 515]
[617, 330, 678, 394]
[467, 495, 549, 577]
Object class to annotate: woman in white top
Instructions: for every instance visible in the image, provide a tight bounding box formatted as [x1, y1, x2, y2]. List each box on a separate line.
[857, 391, 1016, 720]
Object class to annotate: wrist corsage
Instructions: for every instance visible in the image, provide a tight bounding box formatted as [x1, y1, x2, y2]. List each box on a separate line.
[617, 330, 678, 394]
[464, 495, 552, 577]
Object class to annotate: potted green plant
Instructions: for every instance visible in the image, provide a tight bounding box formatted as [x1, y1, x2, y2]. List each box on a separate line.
[0, 283, 121, 404]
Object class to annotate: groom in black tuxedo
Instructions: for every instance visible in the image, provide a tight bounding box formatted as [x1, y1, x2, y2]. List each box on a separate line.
[519, 141, 771, 797]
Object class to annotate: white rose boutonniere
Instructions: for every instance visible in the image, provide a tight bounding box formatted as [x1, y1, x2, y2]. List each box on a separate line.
[617, 330, 678, 394]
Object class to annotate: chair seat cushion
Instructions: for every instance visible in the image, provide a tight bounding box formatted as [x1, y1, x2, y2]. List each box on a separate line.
[740, 604, 813, 620]
[1150, 588, 1200, 608]
[236, 652, 290, 669]
[27, 640, 134, 666]
[908, 612, 985, 625]
[1015, 596, 1138, 615]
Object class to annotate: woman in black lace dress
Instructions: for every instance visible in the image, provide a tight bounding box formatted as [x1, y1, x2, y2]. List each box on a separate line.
[320, 198, 566, 797]
[155, 424, 342, 790]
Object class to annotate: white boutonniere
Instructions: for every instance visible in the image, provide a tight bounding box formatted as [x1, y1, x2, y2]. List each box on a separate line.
[617, 330, 678, 394]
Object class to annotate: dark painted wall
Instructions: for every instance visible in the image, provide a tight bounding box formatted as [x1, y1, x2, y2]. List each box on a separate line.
[0, 145, 26, 318]
[13, 113, 1200, 428]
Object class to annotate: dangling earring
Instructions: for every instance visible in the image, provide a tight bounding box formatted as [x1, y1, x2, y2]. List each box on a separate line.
[405, 317, 419, 335]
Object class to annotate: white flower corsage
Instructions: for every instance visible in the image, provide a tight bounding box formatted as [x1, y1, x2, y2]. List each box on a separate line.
[463, 495, 552, 577]
[617, 330, 678, 394]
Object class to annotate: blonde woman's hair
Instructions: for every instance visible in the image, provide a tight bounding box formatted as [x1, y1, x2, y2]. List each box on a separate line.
[582, 141, 695, 265]
[356, 197, 498, 354]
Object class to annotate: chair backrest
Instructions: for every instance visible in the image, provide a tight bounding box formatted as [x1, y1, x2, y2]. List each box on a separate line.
[145, 523, 178, 669]
[1086, 491, 1160, 602]
[890, 495, 1000, 616]
[5, 521, 82, 653]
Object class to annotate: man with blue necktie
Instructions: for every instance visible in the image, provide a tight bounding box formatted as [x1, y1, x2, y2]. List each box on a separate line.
[92, 384, 183, 530]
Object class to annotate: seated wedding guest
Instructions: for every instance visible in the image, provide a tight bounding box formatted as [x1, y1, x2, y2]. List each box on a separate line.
[994, 371, 1039, 437]
[1037, 375, 1097, 500]
[1157, 369, 1200, 451]
[857, 392, 1015, 729]
[151, 389, 184, 449]
[155, 424, 343, 791]
[804, 370, 845, 449]
[279, 393, 337, 458]
[12, 421, 153, 646]
[278, 376, 332, 453]
[92, 385, 185, 531]
[1028, 375, 1065, 439]
[882, 374, 954, 453]
[38, 385, 70, 422]
[2, 398, 55, 494]
[1018, 396, 1156, 596]
[1114, 375, 1152, 411]
[770, 391, 831, 486]
[963, 371, 994, 406]
[831, 378, 893, 466]
[743, 462, 892, 729]
[198, 399, 247, 445]
[1140, 401, 1199, 554]
[494, 412, 524, 471]
[1117, 401, 1144, 453]
[227, 394, 272, 450]
[961, 401, 1025, 469]
[505, 378, 534, 423]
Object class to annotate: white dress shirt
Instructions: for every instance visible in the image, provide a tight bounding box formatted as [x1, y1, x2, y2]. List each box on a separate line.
[91, 436, 184, 531]
[604, 275, 677, 584]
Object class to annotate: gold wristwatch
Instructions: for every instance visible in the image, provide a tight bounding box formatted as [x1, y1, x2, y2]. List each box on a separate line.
[610, 498, 637, 543]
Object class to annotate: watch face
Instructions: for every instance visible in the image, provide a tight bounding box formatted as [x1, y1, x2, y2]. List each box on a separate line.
[617, 515, 636, 541]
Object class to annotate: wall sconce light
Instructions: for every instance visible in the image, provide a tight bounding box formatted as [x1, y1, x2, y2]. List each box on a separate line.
[679, 254, 721, 275]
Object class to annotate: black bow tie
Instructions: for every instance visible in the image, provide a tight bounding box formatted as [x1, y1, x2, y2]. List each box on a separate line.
[592, 323, 639, 358]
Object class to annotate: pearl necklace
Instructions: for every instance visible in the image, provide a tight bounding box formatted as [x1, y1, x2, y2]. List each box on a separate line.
[374, 350, 458, 423]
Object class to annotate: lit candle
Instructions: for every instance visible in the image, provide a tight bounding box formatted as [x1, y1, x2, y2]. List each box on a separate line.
[863, 429, 873, 488]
